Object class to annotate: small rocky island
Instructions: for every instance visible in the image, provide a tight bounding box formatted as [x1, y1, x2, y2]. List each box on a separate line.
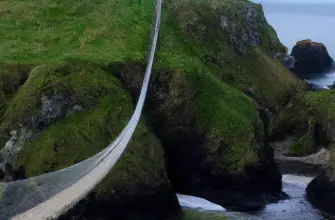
[290, 39, 334, 77]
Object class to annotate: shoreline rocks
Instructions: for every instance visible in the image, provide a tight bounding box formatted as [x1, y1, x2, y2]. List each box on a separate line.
[306, 174, 335, 215]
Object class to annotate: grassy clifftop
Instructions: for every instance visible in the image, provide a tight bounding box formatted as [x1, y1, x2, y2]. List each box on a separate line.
[1, 0, 155, 63]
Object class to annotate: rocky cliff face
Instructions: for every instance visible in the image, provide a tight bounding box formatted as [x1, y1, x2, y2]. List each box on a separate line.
[118, 62, 282, 211]
[116, 0, 305, 210]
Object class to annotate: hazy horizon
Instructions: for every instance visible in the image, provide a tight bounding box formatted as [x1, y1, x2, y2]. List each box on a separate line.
[256, 2, 335, 58]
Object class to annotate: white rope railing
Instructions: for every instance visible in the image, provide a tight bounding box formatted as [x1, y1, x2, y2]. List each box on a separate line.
[0, 0, 162, 219]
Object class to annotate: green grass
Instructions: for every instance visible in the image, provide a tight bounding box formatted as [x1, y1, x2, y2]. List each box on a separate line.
[181, 210, 228, 220]
[288, 118, 316, 156]
[190, 71, 260, 173]
[0, 0, 155, 63]
[299, 90, 335, 120]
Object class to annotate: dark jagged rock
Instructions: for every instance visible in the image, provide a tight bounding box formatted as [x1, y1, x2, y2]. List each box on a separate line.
[284, 56, 295, 69]
[290, 40, 334, 76]
[220, 3, 265, 55]
[306, 174, 335, 214]
[60, 186, 180, 220]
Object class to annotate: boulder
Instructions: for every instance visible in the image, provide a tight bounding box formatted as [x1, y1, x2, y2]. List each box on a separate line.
[275, 53, 295, 69]
[290, 39, 334, 76]
[306, 174, 335, 214]
[284, 56, 296, 69]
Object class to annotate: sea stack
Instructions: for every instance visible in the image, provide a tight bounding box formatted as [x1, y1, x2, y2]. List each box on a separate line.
[290, 39, 334, 76]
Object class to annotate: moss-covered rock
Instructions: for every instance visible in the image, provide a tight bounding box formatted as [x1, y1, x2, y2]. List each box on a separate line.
[270, 90, 335, 156]
[0, 61, 179, 219]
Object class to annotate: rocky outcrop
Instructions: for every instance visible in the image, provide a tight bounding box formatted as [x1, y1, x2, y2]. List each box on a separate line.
[284, 56, 296, 69]
[306, 145, 335, 215]
[0, 92, 86, 181]
[118, 62, 282, 211]
[290, 39, 334, 76]
[306, 174, 335, 214]
[219, 3, 267, 55]
[269, 89, 335, 157]
[275, 53, 296, 69]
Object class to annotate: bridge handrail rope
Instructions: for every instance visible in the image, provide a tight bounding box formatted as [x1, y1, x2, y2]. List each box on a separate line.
[0, 0, 163, 219]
